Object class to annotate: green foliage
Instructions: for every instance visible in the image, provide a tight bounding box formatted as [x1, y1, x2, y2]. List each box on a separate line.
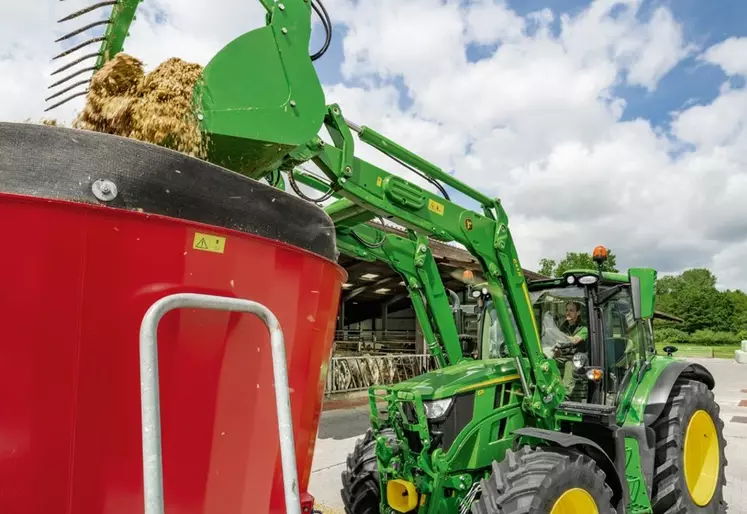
[537, 251, 618, 278]
[655, 327, 691, 345]
[655, 268, 735, 333]
[725, 290, 747, 333]
[688, 330, 740, 346]
[538, 258, 555, 277]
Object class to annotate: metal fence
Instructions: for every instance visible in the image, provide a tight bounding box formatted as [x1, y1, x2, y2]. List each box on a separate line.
[325, 354, 436, 394]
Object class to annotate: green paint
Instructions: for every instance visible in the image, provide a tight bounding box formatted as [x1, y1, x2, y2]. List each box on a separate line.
[623, 355, 677, 426]
[629, 268, 657, 319]
[389, 359, 518, 399]
[95, 0, 140, 69]
[196, 0, 327, 175]
[623, 437, 653, 513]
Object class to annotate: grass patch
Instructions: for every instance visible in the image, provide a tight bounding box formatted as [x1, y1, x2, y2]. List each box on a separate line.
[655, 342, 738, 359]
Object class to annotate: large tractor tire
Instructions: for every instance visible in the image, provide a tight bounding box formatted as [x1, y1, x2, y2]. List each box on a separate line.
[471, 446, 616, 514]
[651, 377, 728, 513]
[340, 428, 396, 514]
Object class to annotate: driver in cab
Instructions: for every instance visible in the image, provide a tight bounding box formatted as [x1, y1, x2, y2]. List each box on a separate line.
[554, 301, 588, 400]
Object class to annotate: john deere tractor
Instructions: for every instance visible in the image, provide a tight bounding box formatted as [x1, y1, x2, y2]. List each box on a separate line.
[48, 1, 727, 512]
[342, 249, 727, 514]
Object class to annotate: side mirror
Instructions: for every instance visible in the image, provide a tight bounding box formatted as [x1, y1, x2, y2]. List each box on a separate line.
[629, 268, 657, 319]
[663, 345, 678, 357]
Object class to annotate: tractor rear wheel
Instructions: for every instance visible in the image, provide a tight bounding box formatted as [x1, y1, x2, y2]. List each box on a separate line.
[470, 446, 616, 514]
[651, 377, 728, 513]
[340, 428, 395, 514]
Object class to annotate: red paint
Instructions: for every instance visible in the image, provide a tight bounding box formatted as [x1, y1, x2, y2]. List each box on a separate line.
[300, 492, 315, 513]
[0, 193, 346, 513]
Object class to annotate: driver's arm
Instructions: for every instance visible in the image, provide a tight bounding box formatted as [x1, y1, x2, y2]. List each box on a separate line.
[571, 326, 588, 345]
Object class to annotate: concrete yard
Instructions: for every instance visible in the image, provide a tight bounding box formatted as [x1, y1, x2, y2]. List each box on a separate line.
[309, 357, 747, 512]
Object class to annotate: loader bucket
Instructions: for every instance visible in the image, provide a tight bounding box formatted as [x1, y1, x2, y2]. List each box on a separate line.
[196, 0, 327, 177]
[0, 122, 346, 514]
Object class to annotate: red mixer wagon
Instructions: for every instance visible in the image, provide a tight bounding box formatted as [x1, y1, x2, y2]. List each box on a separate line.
[0, 122, 346, 513]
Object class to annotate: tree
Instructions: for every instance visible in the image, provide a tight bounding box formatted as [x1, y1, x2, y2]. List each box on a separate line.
[655, 269, 734, 333]
[538, 258, 556, 277]
[725, 289, 747, 333]
[681, 268, 717, 289]
[537, 251, 618, 278]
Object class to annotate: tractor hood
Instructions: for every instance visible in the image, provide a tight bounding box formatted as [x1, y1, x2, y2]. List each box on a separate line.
[391, 358, 519, 400]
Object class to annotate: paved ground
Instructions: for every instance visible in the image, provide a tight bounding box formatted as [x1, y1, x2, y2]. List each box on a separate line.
[309, 357, 747, 512]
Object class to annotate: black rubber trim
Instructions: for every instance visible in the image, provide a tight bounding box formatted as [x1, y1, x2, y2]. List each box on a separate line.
[643, 361, 715, 426]
[513, 427, 626, 512]
[0, 122, 338, 262]
[558, 401, 616, 425]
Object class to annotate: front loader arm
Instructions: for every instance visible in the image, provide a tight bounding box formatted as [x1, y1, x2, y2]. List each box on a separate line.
[290, 172, 466, 367]
[294, 108, 563, 419]
[335, 222, 464, 368]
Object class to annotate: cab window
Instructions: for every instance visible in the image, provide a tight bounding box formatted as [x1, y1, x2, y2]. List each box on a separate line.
[601, 288, 651, 401]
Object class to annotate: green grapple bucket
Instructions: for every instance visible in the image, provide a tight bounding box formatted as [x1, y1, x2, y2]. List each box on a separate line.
[195, 0, 327, 176]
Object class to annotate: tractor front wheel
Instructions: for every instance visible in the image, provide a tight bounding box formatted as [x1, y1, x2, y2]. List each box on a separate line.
[340, 428, 395, 514]
[651, 377, 728, 513]
[470, 446, 616, 514]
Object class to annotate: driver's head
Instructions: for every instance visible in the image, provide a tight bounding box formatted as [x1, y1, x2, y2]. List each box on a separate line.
[565, 301, 581, 324]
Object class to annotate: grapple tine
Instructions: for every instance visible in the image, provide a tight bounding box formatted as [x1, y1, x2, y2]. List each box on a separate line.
[44, 90, 90, 112]
[48, 66, 96, 88]
[57, 1, 118, 22]
[46, 0, 141, 111]
[55, 20, 110, 43]
[53, 37, 106, 60]
[46, 80, 90, 101]
[51, 52, 102, 75]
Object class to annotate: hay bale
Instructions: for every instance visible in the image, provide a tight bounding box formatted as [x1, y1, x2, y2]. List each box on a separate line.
[73, 53, 208, 158]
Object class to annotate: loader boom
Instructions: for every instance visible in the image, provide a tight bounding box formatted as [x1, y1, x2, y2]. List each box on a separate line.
[292, 110, 561, 418]
[335, 223, 464, 367]
[292, 171, 467, 368]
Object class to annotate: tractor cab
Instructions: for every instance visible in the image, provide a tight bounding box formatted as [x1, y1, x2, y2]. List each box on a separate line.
[474, 248, 658, 412]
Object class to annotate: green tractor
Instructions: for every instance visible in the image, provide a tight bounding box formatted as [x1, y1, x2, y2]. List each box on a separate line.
[48, 1, 728, 512]
[342, 251, 728, 513]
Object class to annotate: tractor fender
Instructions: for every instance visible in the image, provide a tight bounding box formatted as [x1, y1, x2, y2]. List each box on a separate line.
[643, 361, 714, 426]
[512, 427, 626, 512]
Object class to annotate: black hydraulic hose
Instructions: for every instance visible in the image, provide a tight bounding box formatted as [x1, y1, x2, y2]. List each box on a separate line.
[351, 217, 388, 249]
[310, 0, 332, 61]
[287, 167, 337, 203]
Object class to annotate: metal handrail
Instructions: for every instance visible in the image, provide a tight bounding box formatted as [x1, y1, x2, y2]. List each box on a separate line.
[138, 293, 300, 514]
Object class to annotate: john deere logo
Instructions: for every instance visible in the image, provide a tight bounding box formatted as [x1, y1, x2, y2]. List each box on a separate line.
[465, 219, 473, 231]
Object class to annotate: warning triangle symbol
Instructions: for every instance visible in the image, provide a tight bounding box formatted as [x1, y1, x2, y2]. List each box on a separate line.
[196, 238, 209, 249]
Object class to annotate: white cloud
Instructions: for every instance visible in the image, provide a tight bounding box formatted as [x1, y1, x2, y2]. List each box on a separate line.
[3, 0, 747, 291]
[702, 37, 747, 77]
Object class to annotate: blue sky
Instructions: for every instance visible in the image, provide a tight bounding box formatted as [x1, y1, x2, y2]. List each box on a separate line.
[311, 0, 747, 130]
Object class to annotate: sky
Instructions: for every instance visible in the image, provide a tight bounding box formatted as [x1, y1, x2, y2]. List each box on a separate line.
[3, 0, 747, 289]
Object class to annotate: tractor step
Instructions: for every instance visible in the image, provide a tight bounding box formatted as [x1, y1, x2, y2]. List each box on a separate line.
[558, 401, 616, 424]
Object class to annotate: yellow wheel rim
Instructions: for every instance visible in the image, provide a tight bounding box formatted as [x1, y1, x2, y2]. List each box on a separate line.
[684, 409, 720, 506]
[550, 488, 599, 514]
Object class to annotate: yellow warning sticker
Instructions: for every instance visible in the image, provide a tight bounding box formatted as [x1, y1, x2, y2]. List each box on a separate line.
[192, 232, 226, 254]
[428, 198, 445, 216]
[376, 176, 383, 187]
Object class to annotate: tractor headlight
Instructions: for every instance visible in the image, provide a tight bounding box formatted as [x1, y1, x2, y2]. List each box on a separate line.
[423, 398, 453, 420]
[572, 352, 588, 370]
